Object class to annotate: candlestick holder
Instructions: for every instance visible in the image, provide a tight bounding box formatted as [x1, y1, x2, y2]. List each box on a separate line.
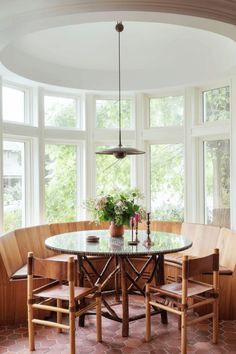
[135, 219, 140, 243]
[143, 212, 154, 246]
[128, 217, 138, 245]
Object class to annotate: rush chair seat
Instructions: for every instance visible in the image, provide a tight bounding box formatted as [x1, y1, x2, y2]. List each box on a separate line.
[27, 252, 102, 354]
[145, 249, 219, 354]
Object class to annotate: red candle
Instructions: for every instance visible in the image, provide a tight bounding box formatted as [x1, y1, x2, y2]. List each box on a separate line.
[135, 213, 139, 223]
[130, 217, 134, 227]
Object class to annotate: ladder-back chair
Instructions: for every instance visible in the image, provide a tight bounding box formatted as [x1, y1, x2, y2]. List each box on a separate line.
[146, 249, 219, 354]
[27, 252, 102, 354]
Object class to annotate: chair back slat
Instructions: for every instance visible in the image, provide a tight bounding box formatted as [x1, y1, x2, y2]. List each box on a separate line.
[183, 251, 219, 279]
[28, 255, 75, 281]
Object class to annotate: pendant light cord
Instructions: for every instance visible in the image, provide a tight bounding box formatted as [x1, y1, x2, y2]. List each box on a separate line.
[116, 22, 124, 148]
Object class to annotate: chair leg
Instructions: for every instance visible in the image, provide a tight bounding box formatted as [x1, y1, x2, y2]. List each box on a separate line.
[96, 291, 102, 342]
[57, 299, 63, 333]
[178, 315, 181, 330]
[28, 303, 35, 351]
[181, 311, 187, 354]
[69, 309, 76, 354]
[212, 299, 219, 344]
[145, 285, 151, 342]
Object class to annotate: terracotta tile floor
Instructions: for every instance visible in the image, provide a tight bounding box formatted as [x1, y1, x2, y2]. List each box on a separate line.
[0, 297, 236, 354]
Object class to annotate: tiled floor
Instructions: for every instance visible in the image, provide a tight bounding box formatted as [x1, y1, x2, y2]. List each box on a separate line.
[0, 297, 236, 354]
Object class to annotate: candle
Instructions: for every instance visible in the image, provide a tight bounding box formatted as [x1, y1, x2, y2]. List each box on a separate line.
[135, 213, 139, 223]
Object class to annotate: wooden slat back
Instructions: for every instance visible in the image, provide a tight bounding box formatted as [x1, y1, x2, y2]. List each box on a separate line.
[29, 254, 75, 281]
[217, 228, 236, 270]
[50, 220, 110, 236]
[183, 251, 219, 279]
[0, 231, 24, 277]
[15, 225, 54, 263]
[181, 223, 220, 256]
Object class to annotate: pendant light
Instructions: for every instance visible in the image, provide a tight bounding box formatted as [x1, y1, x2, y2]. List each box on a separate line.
[96, 22, 145, 159]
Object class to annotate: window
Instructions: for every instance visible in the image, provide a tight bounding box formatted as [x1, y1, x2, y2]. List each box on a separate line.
[3, 141, 25, 231]
[149, 95, 184, 127]
[96, 99, 132, 128]
[45, 144, 77, 222]
[2, 86, 25, 123]
[44, 95, 78, 128]
[202, 86, 230, 123]
[96, 146, 132, 194]
[150, 144, 184, 221]
[204, 139, 230, 227]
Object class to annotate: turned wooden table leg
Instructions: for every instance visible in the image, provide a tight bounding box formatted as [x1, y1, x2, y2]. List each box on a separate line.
[78, 255, 85, 327]
[158, 254, 168, 324]
[120, 256, 129, 337]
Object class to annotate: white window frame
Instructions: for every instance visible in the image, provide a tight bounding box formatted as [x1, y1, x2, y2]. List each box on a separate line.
[43, 139, 85, 223]
[43, 90, 83, 130]
[2, 81, 33, 126]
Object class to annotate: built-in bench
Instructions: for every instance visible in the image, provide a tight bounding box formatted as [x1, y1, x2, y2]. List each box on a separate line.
[0, 220, 235, 324]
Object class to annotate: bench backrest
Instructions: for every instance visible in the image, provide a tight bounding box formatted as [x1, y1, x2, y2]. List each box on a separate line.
[50, 220, 110, 236]
[217, 228, 236, 271]
[181, 222, 220, 257]
[15, 225, 53, 263]
[0, 231, 24, 278]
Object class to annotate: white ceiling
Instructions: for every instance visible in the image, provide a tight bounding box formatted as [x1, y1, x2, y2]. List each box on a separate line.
[0, 5, 236, 91]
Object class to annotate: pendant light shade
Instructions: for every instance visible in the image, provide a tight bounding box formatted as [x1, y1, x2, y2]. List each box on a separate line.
[96, 22, 145, 159]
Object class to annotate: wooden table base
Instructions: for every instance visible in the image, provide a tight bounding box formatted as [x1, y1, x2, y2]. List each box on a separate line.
[78, 254, 168, 337]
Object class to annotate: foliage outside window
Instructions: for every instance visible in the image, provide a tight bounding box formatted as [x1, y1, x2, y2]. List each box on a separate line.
[2, 86, 25, 123]
[96, 99, 132, 128]
[45, 144, 77, 223]
[3, 141, 25, 232]
[203, 86, 230, 123]
[150, 95, 184, 127]
[150, 144, 184, 221]
[96, 146, 132, 195]
[204, 140, 230, 227]
[44, 95, 78, 128]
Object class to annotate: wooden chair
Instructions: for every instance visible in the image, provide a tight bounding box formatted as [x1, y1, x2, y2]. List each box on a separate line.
[27, 252, 102, 354]
[145, 249, 219, 354]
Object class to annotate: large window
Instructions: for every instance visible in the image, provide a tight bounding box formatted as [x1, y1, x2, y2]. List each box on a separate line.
[96, 146, 132, 194]
[204, 139, 230, 227]
[44, 95, 78, 128]
[96, 99, 132, 128]
[3, 141, 25, 231]
[150, 144, 184, 221]
[45, 144, 77, 222]
[149, 95, 184, 127]
[2, 86, 25, 123]
[202, 86, 230, 123]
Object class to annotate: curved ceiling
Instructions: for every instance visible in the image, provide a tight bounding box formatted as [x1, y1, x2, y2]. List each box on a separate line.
[0, 1, 236, 90]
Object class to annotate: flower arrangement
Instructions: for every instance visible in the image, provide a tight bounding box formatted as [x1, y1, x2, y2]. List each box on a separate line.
[85, 188, 146, 226]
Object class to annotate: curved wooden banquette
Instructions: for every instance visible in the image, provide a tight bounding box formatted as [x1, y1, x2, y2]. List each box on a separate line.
[0, 220, 235, 325]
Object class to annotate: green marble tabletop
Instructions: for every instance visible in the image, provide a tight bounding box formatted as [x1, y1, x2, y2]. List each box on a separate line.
[45, 230, 192, 256]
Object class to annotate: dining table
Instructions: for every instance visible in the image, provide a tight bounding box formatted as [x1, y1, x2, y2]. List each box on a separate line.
[45, 229, 192, 337]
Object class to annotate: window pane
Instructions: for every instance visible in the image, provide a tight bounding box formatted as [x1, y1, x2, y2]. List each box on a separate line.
[204, 140, 230, 227]
[150, 96, 184, 127]
[96, 99, 132, 128]
[2, 86, 25, 123]
[44, 96, 77, 128]
[203, 86, 230, 122]
[3, 141, 25, 231]
[96, 146, 132, 194]
[150, 144, 184, 221]
[45, 144, 77, 222]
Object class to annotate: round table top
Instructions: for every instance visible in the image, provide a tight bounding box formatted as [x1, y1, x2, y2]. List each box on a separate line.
[45, 230, 192, 257]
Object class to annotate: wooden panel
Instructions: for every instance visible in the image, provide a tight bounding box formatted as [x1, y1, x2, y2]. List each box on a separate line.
[181, 223, 220, 257]
[49, 220, 110, 236]
[217, 228, 236, 271]
[15, 225, 54, 264]
[0, 231, 24, 278]
[139, 221, 182, 234]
